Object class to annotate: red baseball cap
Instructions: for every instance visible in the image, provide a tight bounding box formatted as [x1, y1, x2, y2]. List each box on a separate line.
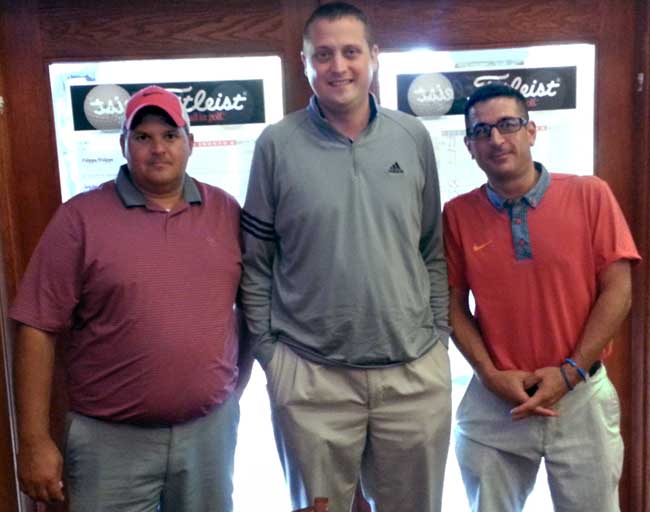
[123, 85, 190, 130]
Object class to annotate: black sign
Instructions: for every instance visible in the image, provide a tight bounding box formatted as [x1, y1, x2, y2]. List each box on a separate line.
[71, 80, 266, 131]
[397, 66, 576, 117]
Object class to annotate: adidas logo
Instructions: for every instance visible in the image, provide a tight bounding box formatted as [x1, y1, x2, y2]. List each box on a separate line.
[387, 162, 404, 174]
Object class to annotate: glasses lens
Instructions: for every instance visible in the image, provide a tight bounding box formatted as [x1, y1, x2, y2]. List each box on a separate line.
[469, 118, 527, 139]
[497, 117, 525, 134]
[470, 124, 491, 139]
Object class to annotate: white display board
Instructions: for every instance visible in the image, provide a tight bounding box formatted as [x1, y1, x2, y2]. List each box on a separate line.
[49, 56, 284, 204]
[378, 44, 595, 205]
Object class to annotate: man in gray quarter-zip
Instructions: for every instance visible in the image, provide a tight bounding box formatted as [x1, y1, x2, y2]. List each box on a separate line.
[240, 3, 451, 512]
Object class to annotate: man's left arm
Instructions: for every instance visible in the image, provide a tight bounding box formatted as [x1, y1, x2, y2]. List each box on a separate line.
[418, 129, 450, 341]
[511, 259, 632, 419]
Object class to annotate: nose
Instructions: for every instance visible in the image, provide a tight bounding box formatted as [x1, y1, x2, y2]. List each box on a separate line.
[488, 126, 506, 145]
[150, 137, 166, 154]
[330, 52, 346, 73]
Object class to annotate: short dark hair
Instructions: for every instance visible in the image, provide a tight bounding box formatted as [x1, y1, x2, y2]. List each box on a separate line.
[303, 2, 374, 48]
[464, 83, 529, 130]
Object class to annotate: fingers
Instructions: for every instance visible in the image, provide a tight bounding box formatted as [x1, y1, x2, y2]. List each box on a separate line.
[510, 393, 559, 421]
[18, 438, 65, 504]
[21, 478, 65, 503]
[510, 404, 558, 421]
[487, 370, 537, 404]
[522, 373, 542, 390]
[48, 480, 65, 502]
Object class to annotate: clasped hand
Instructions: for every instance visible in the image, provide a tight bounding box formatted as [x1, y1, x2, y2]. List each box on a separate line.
[482, 367, 569, 421]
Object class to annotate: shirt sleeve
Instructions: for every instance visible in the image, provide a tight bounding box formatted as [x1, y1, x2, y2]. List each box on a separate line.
[417, 125, 451, 343]
[9, 204, 84, 333]
[240, 127, 278, 364]
[586, 176, 641, 272]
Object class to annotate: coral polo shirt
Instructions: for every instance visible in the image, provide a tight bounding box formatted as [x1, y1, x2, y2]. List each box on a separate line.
[443, 164, 640, 371]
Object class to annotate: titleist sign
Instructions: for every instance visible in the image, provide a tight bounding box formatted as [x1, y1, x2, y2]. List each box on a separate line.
[71, 80, 265, 131]
[397, 66, 576, 117]
[473, 73, 561, 98]
[170, 86, 247, 113]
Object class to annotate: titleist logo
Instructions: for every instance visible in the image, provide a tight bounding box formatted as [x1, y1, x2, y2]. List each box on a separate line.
[87, 86, 248, 118]
[168, 86, 247, 113]
[474, 73, 561, 98]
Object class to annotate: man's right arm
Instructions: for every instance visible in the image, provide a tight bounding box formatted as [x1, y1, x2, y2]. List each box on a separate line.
[240, 130, 278, 366]
[14, 324, 65, 503]
[449, 287, 556, 417]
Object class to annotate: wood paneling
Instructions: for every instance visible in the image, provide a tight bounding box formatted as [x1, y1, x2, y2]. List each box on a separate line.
[364, 0, 603, 49]
[0, 245, 17, 512]
[629, 1, 650, 510]
[0, 0, 60, 289]
[282, 0, 319, 114]
[38, 1, 287, 59]
[0, 10, 20, 512]
[0, 1, 646, 511]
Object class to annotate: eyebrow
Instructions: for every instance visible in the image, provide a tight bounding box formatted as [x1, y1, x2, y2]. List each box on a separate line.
[471, 116, 517, 126]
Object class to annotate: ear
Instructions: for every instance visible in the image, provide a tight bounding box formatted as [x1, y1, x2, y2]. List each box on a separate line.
[300, 51, 308, 76]
[120, 133, 127, 158]
[463, 136, 475, 159]
[526, 120, 537, 147]
[188, 133, 194, 155]
[370, 44, 379, 72]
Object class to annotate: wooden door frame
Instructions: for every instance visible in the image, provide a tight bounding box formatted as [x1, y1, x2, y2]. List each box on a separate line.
[0, 6, 22, 509]
[629, 1, 650, 510]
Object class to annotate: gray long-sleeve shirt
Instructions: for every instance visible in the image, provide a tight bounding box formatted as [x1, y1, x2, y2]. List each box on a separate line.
[241, 95, 449, 368]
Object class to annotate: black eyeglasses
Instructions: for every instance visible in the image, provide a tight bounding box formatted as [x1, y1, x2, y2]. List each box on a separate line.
[467, 117, 529, 140]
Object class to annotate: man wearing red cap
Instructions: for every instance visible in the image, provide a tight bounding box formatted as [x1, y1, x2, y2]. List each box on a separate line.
[10, 85, 249, 511]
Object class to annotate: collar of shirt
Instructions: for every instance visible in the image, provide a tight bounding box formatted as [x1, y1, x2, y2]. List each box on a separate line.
[486, 162, 550, 211]
[115, 164, 202, 208]
[308, 93, 378, 142]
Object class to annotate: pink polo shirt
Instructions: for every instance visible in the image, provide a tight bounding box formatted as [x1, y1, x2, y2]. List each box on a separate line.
[443, 173, 640, 372]
[10, 166, 242, 424]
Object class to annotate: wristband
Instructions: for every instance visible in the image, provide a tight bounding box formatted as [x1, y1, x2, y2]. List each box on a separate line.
[564, 358, 588, 381]
[559, 365, 574, 390]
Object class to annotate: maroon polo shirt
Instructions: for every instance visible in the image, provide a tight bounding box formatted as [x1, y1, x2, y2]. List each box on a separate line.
[10, 165, 242, 424]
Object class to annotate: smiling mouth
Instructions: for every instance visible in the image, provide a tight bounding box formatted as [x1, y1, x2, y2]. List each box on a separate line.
[329, 79, 353, 87]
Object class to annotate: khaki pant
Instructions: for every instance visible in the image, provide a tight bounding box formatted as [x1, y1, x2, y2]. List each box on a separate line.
[266, 341, 452, 512]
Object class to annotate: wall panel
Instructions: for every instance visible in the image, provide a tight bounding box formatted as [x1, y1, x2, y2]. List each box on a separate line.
[0, 1, 645, 511]
[366, 0, 602, 49]
[38, 2, 286, 58]
[630, 1, 650, 510]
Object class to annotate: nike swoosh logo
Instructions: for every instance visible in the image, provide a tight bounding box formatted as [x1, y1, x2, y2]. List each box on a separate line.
[472, 241, 493, 252]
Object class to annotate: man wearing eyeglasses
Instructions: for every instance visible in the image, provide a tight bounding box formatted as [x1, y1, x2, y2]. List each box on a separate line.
[443, 83, 640, 511]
